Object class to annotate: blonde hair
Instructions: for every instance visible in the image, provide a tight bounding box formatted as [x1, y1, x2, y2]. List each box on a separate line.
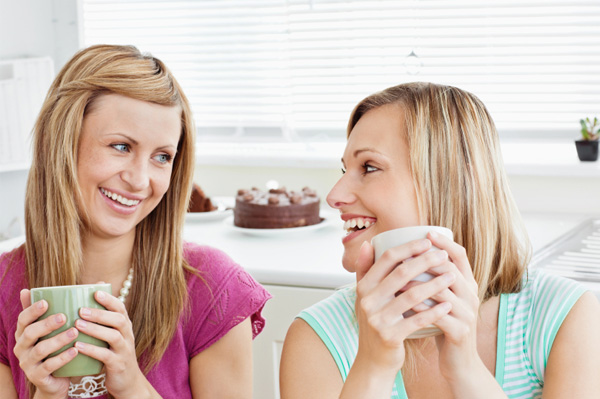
[24, 44, 196, 378]
[349, 82, 530, 301]
[349, 82, 531, 379]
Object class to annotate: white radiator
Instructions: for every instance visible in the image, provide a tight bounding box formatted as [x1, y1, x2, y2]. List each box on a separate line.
[0, 57, 54, 170]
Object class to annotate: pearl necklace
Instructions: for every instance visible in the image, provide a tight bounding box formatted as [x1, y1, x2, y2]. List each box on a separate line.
[68, 268, 134, 398]
[118, 268, 134, 302]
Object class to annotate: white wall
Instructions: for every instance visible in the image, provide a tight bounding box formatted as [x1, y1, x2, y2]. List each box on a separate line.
[0, 0, 79, 238]
[1, 0, 598, 239]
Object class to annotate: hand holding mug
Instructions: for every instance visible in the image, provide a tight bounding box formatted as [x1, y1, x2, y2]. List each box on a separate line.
[13, 289, 80, 399]
[371, 226, 454, 338]
[353, 234, 455, 375]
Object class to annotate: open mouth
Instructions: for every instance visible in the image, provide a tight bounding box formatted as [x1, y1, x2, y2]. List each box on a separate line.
[100, 188, 141, 207]
[343, 217, 375, 236]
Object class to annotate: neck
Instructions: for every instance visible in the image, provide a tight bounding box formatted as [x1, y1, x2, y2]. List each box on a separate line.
[80, 230, 135, 297]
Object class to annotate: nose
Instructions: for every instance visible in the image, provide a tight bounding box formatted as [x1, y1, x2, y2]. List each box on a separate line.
[120, 156, 149, 192]
[326, 174, 356, 210]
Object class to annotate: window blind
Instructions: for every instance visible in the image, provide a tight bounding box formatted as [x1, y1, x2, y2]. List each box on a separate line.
[80, 0, 600, 142]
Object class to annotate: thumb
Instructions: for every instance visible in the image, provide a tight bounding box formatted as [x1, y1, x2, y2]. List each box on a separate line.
[19, 289, 31, 310]
[355, 241, 375, 283]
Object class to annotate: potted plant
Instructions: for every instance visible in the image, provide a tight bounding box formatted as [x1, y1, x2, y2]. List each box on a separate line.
[575, 117, 599, 161]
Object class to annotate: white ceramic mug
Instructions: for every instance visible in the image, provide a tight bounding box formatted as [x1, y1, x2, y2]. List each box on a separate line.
[371, 226, 453, 339]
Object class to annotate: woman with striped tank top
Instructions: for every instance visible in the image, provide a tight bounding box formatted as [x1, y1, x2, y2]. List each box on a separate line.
[280, 82, 600, 398]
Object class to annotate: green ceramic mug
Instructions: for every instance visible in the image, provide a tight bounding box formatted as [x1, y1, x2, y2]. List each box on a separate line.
[30, 283, 111, 377]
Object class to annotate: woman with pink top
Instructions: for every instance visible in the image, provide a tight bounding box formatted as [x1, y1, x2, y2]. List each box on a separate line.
[0, 44, 270, 399]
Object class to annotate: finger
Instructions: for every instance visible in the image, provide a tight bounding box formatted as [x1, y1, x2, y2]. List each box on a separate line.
[399, 301, 452, 339]
[431, 284, 478, 319]
[30, 328, 79, 364]
[376, 249, 450, 299]
[431, 307, 471, 341]
[355, 241, 375, 282]
[428, 232, 475, 282]
[93, 290, 127, 315]
[74, 340, 111, 365]
[20, 289, 31, 310]
[17, 313, 69, 354]
[388, 273, 456, 316]
[360, 238, 432, 292]
[34, 347, 79, 380]
[75, 317, 128, 351]
[80, 303, 131, 333]
[15, 296, 47, 337]
[424, 259, 475, 300]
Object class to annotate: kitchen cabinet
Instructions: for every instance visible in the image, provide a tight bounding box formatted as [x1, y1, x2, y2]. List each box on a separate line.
[253, 285, 334, 399]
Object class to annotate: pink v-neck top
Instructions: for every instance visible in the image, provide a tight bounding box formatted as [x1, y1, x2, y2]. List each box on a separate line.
[0, 242, 271, 398]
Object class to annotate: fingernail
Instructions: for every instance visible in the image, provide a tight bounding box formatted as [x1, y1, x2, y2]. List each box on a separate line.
[80, 307, 91, 316]
[54, 314, 64, 324]
[75, 341, 86, 350]
[76, 319, 87, 329]
[443, 272, 455, 283]
[67, 328, 77, 338]
[440, 302, 452, 311]
[37, 300, 45, 310]
[96, 291, 105, 300]
[429, 231, 438, 239]
[68, 347, 78, 356]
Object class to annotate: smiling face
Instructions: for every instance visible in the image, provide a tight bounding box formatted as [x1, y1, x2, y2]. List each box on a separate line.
[76, 93, 182, 243]
[326, 104, 423, 272]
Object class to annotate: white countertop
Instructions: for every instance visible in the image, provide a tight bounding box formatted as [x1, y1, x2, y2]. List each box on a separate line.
[1, 210, 594, 291]
[182, 208, 594, 289]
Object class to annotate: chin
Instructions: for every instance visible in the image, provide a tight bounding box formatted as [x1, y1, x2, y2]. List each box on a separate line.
[341, 251, 356, 273]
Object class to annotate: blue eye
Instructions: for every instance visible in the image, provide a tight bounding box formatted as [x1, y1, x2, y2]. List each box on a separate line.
[362, 163, 378, 174]
[112, 143, 129, 152]
[154, 153, 173, 164]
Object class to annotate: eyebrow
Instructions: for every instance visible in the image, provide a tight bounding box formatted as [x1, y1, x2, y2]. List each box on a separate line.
[112, 133, 139, 146]
[341, 147, 383, 164]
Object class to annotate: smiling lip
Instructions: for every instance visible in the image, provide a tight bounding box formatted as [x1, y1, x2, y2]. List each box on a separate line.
[99, 187, 143, 215]
[340, 214, 377, 244]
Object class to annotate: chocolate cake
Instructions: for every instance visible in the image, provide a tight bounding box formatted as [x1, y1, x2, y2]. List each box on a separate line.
[234, 186, 321, 229]
[188, 183, 217, 212]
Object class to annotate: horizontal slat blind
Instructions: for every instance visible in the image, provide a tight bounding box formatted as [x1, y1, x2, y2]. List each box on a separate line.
[81, 0, 600, 141]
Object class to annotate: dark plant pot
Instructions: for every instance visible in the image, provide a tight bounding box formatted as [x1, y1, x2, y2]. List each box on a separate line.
[575, 140, 599, 161]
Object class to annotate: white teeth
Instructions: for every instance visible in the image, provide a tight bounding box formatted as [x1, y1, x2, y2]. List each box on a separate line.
[101, 188, 140, 207]
[343, 217, 374, 232]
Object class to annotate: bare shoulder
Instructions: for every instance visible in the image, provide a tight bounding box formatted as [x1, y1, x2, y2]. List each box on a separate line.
[0, 363, 18, 399]
[280, 318, 343, 399]
[544, 291, 600, 398]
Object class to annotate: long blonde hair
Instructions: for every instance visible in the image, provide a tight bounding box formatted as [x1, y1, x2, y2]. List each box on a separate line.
[24, 44, 196, 375]
[349, 82, 531, 301]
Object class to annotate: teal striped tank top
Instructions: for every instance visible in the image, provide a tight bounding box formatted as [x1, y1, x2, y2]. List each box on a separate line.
[298, 268, 586, 398]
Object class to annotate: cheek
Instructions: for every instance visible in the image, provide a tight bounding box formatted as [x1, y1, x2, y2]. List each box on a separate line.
[152, 169, 174, 198]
